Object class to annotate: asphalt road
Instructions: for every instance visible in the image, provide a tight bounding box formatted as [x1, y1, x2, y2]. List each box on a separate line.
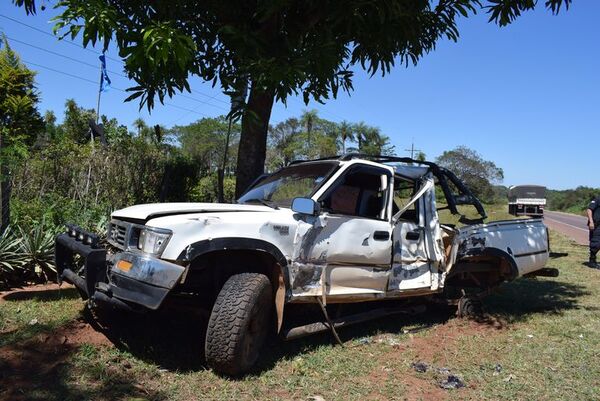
[544, 210, 589, 246]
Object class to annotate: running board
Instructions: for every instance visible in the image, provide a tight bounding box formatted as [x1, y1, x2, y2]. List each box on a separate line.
[281, 304, 426, 341]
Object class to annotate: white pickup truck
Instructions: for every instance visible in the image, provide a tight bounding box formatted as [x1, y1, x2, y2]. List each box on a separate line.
[56, 155, 553, 375]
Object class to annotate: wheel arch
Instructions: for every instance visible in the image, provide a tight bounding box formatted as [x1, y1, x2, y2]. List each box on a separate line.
[446, 247, 519, 292]
[456, 246, 519, 280]
[177, 238, 289, 333]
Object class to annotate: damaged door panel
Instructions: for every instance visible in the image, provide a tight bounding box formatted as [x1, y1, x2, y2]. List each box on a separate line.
[289, 164, 394, 298]
[389, 175, 434, 292]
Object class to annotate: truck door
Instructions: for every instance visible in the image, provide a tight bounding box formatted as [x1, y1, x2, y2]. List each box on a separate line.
[388, 176, 435, 292]
[301, 164, 394, 297]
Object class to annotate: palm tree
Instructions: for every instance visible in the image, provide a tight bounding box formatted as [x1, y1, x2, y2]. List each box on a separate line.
[352, 121, 369, 152]
[361, 127, 394, 156]
[338, 120, 354, 155]
[133, 117, 147, 138]
[300, 109, 319, 149]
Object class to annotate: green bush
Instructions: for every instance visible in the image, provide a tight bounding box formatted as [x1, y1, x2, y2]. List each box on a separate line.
[190, 174, 236, 203]
[18, 221, 60, 282]
[547, 186, 600, 214]
[0, 227, 26, 285]
[11, 195, 110, 231]
[0, 220, 59, 288]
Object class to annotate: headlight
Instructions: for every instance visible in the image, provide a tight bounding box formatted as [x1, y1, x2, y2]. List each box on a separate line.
[137, 227, 172, 256]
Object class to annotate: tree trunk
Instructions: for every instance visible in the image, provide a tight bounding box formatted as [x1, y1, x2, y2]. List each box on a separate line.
[234, 84, 275, 198]
[0, 133, 10, 234]
[217, 168, 224, 203]
[218, 117, 234, 203]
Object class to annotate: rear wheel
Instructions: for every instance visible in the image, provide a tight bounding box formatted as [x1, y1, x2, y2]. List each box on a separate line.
[205, 273, 273, 376]
[457, 296, 483, 318]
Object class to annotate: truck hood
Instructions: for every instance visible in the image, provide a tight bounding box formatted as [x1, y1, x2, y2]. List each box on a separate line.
[111, 202, 272, 221]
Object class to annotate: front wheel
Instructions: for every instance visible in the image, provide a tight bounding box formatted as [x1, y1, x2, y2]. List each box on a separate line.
[205, 273, 273, 376]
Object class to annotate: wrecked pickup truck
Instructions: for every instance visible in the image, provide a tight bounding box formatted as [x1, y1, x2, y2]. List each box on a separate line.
[55, 154, 553, 375]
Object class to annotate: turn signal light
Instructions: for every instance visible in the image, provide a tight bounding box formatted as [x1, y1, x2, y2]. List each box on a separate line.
[116, 260, 133, 272]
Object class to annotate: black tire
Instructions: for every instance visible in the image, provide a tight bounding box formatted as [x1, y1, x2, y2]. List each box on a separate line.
[205, 273, 273, 376]
[457, 297, 483, 318]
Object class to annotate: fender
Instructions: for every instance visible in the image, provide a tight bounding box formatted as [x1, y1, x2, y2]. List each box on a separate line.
[177, 237, 289, 333]
[177, 237, 288, 267]
[457, 247, 519, 280]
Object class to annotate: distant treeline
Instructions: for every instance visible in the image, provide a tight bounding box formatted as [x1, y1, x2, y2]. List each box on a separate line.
[488, 185, 599, 214]
[547, 187, 600, 215]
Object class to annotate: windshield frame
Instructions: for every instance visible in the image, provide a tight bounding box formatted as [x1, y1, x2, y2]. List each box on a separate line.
[237, 161, 340, 207]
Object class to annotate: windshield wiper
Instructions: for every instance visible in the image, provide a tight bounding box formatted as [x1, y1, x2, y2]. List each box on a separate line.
[242, 199, 279, 210]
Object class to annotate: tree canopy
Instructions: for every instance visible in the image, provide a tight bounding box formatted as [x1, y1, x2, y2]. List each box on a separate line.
[436, 145, 504, 202]
[266, 111, 393, 170]
[0, 35, 44, 232]
[14, 0, 572, 196]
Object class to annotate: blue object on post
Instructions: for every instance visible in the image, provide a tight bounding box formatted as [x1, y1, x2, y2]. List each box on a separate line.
[99, 53, 111, 92]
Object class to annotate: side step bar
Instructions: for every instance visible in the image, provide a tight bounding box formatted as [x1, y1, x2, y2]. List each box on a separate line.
[281, 304, 426, 341]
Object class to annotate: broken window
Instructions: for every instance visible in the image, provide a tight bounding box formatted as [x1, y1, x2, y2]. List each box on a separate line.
[238, 161, 338, 207]
[393, 176, 418, 223]
[320, 165, 390, 220]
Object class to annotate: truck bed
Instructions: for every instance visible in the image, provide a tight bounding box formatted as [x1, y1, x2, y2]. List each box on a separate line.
[455, 218, 549, 277]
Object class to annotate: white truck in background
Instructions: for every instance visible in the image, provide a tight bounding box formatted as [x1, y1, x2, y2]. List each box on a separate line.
[56, 155, 554, 375]
[508, 185, 547, 217]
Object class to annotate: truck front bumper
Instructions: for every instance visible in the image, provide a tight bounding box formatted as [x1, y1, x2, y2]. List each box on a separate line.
[55, 229, 185, 311]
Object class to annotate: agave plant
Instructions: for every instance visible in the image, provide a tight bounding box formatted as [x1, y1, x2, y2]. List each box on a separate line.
[93, 214, 109, 242]
[18, 222, 58, 282]
[0, 227, 25, 274]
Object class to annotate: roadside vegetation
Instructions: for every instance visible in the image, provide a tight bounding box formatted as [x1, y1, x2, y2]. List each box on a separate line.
[547, 187, 600, 215]
[0, 40, 397, 289]
[1, 226, 598, 401]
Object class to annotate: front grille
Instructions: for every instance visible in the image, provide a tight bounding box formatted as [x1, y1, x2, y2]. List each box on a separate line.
[108, 220, 132, 250]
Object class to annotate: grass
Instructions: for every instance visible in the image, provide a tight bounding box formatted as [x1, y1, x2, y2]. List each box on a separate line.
[0, 287, 82, 347]
[438, 202, 518, 226]
[1, 225, 599, 400]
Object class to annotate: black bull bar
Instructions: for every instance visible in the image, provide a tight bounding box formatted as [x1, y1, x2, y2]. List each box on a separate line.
[55, 227, 181, 311]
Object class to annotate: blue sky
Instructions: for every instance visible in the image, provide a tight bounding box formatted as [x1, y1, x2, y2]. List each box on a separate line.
[1, 2, 598, 190]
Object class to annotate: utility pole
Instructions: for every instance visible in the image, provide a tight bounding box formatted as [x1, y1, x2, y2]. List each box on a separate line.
[95, 67, 102, 125]
[92, 67, 102, 147]
[404, 141, 422, 159]
[94, 53, 111, 144]
[93, 55, 105, 146]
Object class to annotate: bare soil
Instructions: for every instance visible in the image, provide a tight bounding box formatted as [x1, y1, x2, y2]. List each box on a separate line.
[0, 284, 113, 401]
[0, 285, 508, 401]
[366, 317, 507, 401]
[0, 282, 75, 303]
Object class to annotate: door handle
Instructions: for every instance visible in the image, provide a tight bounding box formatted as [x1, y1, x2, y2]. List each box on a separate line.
[406, 230, 421, 241]
[373, 231, 390, 241]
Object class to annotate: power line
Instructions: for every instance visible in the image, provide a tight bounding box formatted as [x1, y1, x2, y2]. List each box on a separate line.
[0, 13, 122, 64]
[24, 59, 99, 85]
[1, 13, 231, 106]
[178, 93, 229, 111]
[4, 14, 353, 123]
[8, 35, 230, 112]
[22, 59, 213, 119]
[5, 35, 122, 76]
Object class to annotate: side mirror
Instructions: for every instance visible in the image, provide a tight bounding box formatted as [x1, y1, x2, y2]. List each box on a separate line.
[292, 197, 320, 216]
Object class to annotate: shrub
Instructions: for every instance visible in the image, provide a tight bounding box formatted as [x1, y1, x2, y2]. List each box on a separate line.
[18, 221, 59, 282]
[0, 221, 59, 288]
[190, 174, 236, 203]
[0, 227, 25, 286]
